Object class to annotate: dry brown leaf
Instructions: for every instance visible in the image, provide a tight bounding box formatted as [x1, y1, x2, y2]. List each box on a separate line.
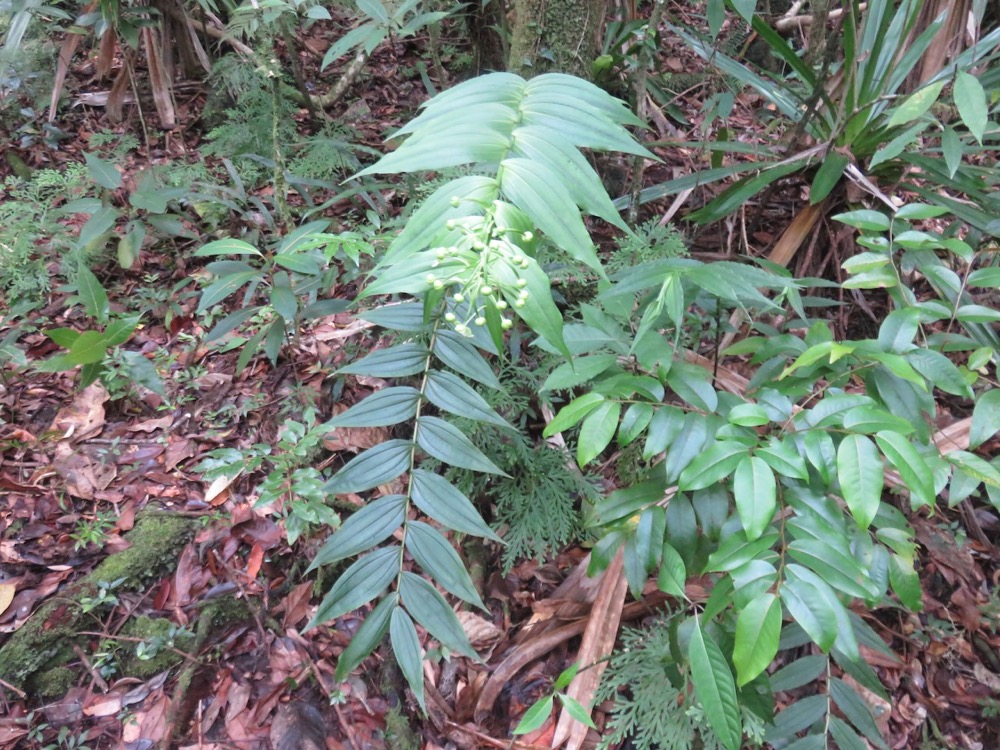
[0, 583, 14, 617]
[456, 611, 503, 652]
[52, 382, 108, 440]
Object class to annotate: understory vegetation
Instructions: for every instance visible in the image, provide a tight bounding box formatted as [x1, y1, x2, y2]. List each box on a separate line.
[1, 1, 999, 749]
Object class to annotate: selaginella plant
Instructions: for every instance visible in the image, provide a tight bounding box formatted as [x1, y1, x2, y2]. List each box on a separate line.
[297, 71, 1000, 750]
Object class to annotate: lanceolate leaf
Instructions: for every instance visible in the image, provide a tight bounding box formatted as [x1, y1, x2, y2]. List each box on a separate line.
[658, 542, 688, 598]
[309, 546, 399, 626]
[954, 70, 988, 144]
[338, 343, 430, 377]
[309, 494, 407, 569]
[416, 416, 507, 475]
[836, 434, 884, 529]
[733, 592, 781, 686]
[334, 593, 397, 679]
[678, 441, 747, 491]
[780, 574, 838, 652]
[733, 456, 777, 541]
[577, 400, 621, 466]
[874, 430, 935, 509]
[76, 266, 110, 323]
[398, 571, 478, 659]
[84, 151, 123, 189]
[432, 330, 502, 389]
[424, 370, 512, 428]
[390, 608, 426, 712]
[689, 619, 743, 750]
[405, 521, 487, 609]
[324, 440, 412, 494]
[492, 254, 569, 360]
[326, 387, 421, 428]
[410, 469, 502, 541]
[970, 390, 1000, 450]
[499, 158, 602, 273]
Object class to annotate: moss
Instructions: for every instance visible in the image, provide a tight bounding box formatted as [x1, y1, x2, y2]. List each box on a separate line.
[118, 616, 194, 678]
[90, 513, 194, 588]
[33, 667, 75, 699]
[0, 512, 195, 693]
[383, 705, 421, 750]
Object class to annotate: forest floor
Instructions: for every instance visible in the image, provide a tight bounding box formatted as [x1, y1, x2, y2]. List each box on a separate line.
[1, 5, 999, 750]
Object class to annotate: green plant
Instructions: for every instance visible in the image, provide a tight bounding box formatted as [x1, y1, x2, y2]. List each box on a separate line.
[72, 511, 116, 550]
[302, 71, 653, 713]
[80, 578, 126, 614]
[513, 663, 597, 736]
[192, 221, 368, 370]
[291, 67, 1000, 749]
[641, 0, 1000, 230]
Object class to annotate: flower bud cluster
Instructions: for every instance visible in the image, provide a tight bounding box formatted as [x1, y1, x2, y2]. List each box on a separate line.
[422, 216, 537, 337]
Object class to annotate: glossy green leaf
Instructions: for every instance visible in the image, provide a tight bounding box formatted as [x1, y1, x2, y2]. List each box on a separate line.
[887, 80, 945, 127]
[810, 152, 847, 204]
[416, 416, 506, 474]
[390, 608, 426, 712]
[399, 571, 477, 659]
[941, 124, 963, 177]
[194, 238, 263, 257]
[76, 206, 118, 253]
[954, 71, 988, 143]
[560, 694, 597, 729]
[706, 532, 779, 573]
[801, 430, 837, 484]
[970, 390, 1000, 450]
[756, 437, 809, 480]
[787, 539, 877, 600]
[780, 577, 837, 652]
[945, 451, 1000, 489]
[577, 400, 621, 466]
[65, 331, 110, 365]
[424, 370, 512, 428]
[837, 434, 884, 529]
[734, 456, 776, 541]
[333, 593, 397, 678]
[874, 430, 935, 509]
[832, 210, 891, 232]
[270, 278, 298, 323]
[410, 469, 502, 541]
[733, 592, 781, 686]
[323, 440, 412, 494]
[689, 620, 742, 750]
[665, 360, 718, 412]
[544, 392, 605, 436]
[310, 546, 398, 626]
[678, 440, 746, 491]
[618, 402, 655, 447]
[644, 406, 686, 460]
[513, 695, 553, 735]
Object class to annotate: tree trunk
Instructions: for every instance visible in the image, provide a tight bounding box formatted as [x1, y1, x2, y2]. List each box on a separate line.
[507, 0, 607, 78]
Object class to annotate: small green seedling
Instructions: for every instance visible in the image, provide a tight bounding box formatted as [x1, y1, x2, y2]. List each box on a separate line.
[512, 663, 597, 735]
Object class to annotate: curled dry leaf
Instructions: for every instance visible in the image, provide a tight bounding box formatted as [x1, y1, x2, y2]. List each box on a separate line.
[51, 382, 108, 440]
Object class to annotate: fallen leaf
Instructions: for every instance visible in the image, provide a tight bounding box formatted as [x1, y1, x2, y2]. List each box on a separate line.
[0, 583, 14, 617]
[51, 382, 108, 440]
